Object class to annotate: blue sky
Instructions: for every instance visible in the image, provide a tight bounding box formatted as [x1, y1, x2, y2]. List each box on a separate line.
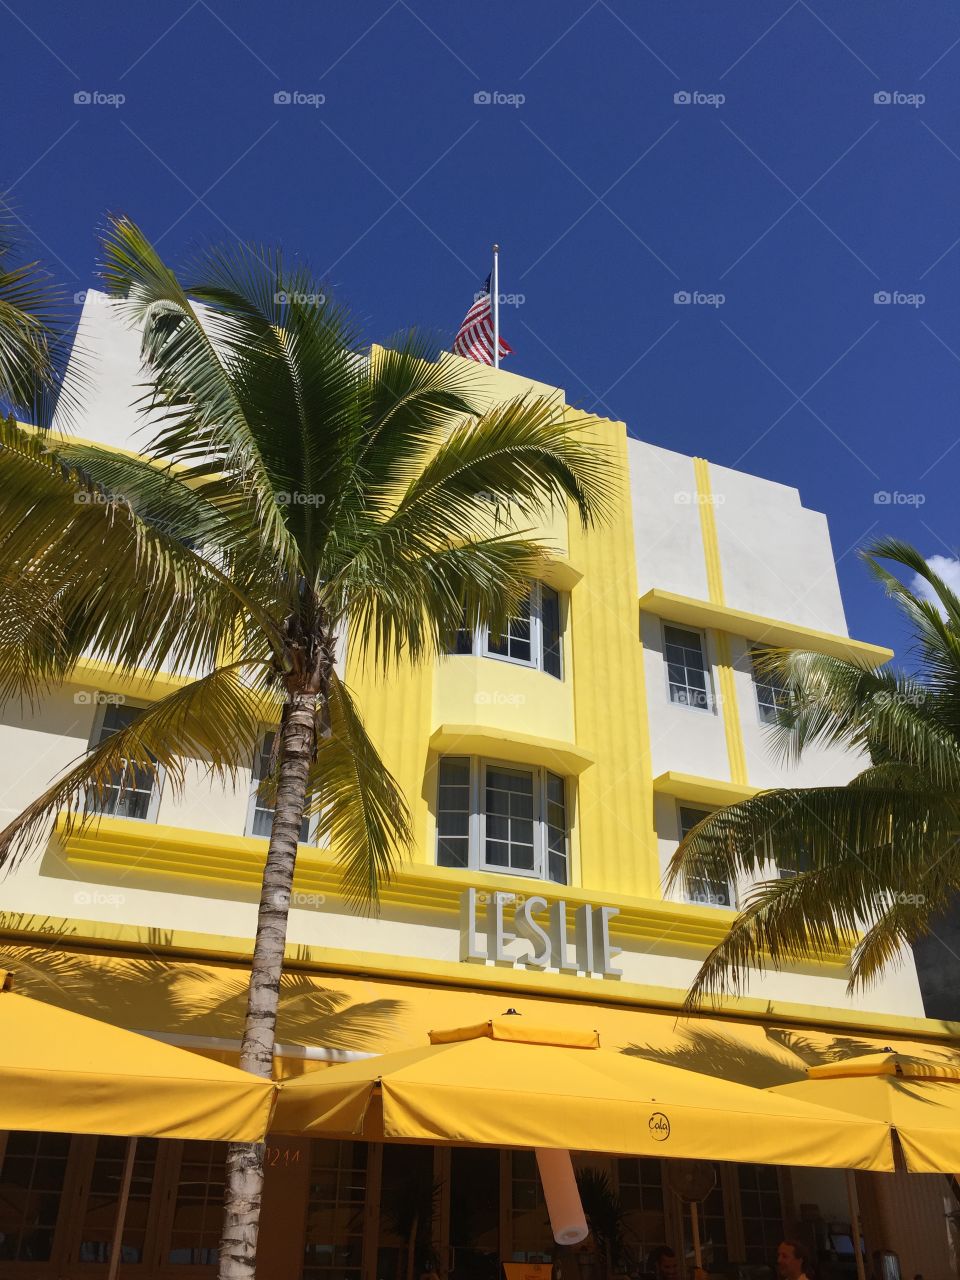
[5, 1, 959, 661]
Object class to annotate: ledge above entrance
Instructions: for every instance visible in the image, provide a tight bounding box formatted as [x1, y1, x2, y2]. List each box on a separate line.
[429, 724, 595, 775]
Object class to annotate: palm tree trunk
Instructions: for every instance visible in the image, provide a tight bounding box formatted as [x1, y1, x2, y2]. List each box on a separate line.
[218, 684, 319, 1280]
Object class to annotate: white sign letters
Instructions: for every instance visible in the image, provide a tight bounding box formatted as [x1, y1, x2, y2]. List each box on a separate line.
[459, 889, 622, 979]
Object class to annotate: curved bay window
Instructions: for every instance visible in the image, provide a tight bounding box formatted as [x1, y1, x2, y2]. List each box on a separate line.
[446, 583, 564, 679]
[436, 756, 569, 885]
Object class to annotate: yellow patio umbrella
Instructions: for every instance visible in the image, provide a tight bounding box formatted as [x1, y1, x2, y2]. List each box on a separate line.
[0, 970, 275, 1142]
[770, 1049, 960, 1174]
[273, 1018, 894, 1170]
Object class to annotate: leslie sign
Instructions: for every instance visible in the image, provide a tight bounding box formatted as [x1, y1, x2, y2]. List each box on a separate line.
[459, 888, 622, 979]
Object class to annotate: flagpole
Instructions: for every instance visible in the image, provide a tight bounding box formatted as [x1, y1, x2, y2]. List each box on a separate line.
[492, 243, 500, 369]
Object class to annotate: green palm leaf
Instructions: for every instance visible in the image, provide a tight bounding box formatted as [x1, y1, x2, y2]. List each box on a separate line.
[673, 537, 960, 1004]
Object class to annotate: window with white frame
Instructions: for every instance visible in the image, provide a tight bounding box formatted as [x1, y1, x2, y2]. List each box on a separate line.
[678, 804, 734, 908]
[436, 756, 569, 884]
[751, 646, 792, 725]
[246, 731, 312, 844]
[86, 701, 160, 821]
[664, 625, 711, 710]
[445, 583, 564, 679]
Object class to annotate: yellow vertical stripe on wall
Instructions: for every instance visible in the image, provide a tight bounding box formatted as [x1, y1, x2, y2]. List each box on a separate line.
[693, 457, 749, 787]
[568, 411, 658, 898]
[345, 640, 435, 866]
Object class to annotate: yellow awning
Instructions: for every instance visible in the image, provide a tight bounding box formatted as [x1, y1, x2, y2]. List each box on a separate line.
[272, 1020, 893, 1169]
[772, 1051, 960, 1174]
[0, 969, 274, 1141]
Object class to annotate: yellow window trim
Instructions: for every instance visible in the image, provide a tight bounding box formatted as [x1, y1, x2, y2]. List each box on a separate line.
[640, 588, 893, 666]
[429, 724, 595, 776]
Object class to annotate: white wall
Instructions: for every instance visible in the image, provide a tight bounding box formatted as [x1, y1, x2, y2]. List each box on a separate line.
[709, 461, 849, 633]
[628, 440, 711, 599]
[55, 291, 164, 451]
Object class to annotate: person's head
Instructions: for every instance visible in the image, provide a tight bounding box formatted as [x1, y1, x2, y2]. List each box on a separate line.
[649, 1247, 679, 1280]
[777, 1241, 809, 1280]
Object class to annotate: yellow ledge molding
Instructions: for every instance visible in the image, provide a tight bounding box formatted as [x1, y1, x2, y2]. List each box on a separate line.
[63, 658, 282, 717]
[429, 725, 595, 775]
[639, 589, 893, 666]
[1, 911, 953, 1042]
[654, 771, 760, 808]
[57, 815, 848, 967]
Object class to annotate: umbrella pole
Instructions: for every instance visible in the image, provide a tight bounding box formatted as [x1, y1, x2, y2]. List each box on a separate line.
[107, 1137, 137, 1280]
[845, 1170, 866, 1280]
[690, 1202, 702, 1272]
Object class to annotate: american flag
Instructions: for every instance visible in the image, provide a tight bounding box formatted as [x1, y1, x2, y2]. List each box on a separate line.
[453, 274, 513, 365]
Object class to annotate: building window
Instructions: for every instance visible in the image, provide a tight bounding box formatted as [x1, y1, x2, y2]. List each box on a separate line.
[678, 805, 734, 908]
[752, 647, 792, 725]
[168, 1141, 225, 1265]
[510, 1150, 553, 1262]
[446, 583, 564, 679]
[664, 625, 711, 711]
[79, 1137, 159, 1264]
[615, 1158, 666, 1270]
[87, 702, 160, 821]
[246, 731, 312, 844]
[302, 1140, 367, 1280]
[738, 1164, 784, 1265]
[436, 756, 569, 884]
[0, 1131, 71, 1262]
[682, 1172, 729, 1270]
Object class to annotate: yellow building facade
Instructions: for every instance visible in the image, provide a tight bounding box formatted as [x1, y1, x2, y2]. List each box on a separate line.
[0, 297, 955, 1280]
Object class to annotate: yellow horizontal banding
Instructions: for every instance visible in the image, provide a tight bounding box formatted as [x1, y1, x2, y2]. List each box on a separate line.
[56, 815, 850, 964]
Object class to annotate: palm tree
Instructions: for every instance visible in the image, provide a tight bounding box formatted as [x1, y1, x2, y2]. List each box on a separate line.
[0, 216, 610, 1279]
[668, 538, 960, 1008]
[0, 201, 69, 424]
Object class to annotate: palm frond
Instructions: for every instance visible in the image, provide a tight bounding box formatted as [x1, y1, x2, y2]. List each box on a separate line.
[0, 205, 67, 424]
[100, 216, 299, 571]
[332, 534, 550, 666]
[0, 419, 284, 700]
[667, 784, 960, 900]
[305, 672, 411, 910]
[389, 392, 613, 534]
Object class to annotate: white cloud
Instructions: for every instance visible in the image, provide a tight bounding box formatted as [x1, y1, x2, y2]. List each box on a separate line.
[911, 555, 960, 615]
